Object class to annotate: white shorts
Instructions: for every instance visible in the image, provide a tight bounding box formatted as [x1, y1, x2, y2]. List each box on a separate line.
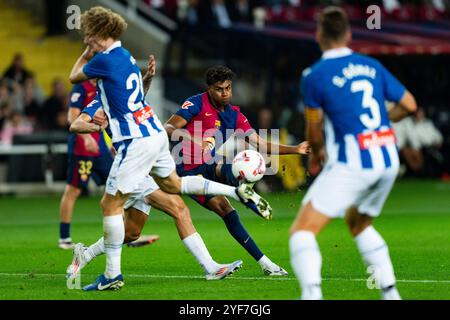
[105, 131, 175, 196]
[124, 175, 160, 215]
[302, 163, 398, 218]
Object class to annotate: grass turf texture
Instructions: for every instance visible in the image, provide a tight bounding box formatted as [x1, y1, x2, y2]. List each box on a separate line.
[0, 180, 449, 300]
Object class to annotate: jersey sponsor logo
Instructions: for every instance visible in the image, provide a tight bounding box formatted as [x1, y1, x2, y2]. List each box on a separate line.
[86, 99, 98, 108]
[71, 92, 81, 103]
[181, 101, 193, 109]
[133, 105, 154, 125]
[357, 128, 396, 150]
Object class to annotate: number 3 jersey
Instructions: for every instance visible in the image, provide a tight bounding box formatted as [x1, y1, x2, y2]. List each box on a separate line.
[83, 41, 163, 143]
[301, 47, 405, 170]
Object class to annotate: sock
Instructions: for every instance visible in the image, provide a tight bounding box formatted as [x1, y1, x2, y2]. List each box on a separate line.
[84, 237, 105, 262]
[354, 226, 398, 292]
[181, 176, 239, 201]
[59, 222, 71, 240]
[257, 255, 272, 268]
[223, 211, 264, 261]
[103, 215, 124, 279]
[182, 232, 219, 274]
[289, 231, 323, 300]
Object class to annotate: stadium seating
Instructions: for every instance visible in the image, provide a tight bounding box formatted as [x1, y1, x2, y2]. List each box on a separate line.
[0, 2, 82, 95]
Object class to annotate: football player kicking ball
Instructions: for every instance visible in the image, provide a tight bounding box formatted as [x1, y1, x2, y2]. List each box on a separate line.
[163, 66, 311, 276]
[289, 6, 417, 300]
[69, 7, 266, 291]
[67, 100, 242, 284]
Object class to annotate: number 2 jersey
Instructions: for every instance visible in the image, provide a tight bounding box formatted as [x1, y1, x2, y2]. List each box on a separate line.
[83, 41, 163, 143]
[301, 47, 406, 170]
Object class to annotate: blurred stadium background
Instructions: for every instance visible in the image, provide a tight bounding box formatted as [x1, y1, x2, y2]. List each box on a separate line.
[0, 0, 449, 300]
[0, 0, 448, 195]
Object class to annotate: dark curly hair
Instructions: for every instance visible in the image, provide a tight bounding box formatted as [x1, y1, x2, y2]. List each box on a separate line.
[205, 66, 235, 86]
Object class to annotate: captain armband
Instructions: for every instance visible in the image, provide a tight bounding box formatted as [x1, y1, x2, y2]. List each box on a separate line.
[305, 108, 323, 123]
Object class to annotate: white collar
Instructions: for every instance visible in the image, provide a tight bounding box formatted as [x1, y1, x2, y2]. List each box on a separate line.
[322, 47, 353, 60]
[104, 40, 122, 53]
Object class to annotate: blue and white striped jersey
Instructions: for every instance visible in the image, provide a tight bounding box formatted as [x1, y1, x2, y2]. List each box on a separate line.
[301, 47, 405, 170]
[83, 41, 163, 143]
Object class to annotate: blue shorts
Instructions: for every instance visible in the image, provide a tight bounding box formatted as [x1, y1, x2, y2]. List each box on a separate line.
[176, 163, 239, 207]
[66, 154, 113, 189]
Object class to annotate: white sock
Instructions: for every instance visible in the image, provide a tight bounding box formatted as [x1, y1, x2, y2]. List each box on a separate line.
[182, 232, 219, 274]
[84, 237, 105, 262]
[354, 226, 399, 297]
[289, 231, 323, 300]
[257, 255, 272, 268]
[181, 176, 239, 201]
[103, 215, 124, 279]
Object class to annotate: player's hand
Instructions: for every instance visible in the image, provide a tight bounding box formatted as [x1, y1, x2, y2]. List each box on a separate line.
[82, 46, 95, 61]
[147, 54, 156, 78]
[83, 134, 99, 153]
[93, 109, 108, 127]
[202, 137, 215, 155]
[297, 141, 311, 155]
[308, 149, 325, 177]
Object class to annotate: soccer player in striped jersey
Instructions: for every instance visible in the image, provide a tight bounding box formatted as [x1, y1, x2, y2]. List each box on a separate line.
[68, 7, 266, 291]
[289, 6, 417, 300]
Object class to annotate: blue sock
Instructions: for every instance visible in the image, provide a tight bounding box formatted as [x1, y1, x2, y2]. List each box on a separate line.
[60, 222, 71, 240]
[223, 210, 264, 261]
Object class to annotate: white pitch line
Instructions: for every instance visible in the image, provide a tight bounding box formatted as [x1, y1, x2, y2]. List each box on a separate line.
[0, 273, 449, 284]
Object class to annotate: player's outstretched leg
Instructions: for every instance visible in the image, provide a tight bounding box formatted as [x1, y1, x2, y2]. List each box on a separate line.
[289, 202, 330, 300]
[154, 172, 272, 220]
[346, 208, 401, 300]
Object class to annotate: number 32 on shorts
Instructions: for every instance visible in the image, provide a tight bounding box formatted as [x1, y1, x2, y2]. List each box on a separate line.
[78, 160, 93, 175]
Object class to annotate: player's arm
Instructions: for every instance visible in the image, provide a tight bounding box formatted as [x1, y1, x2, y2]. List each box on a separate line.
[142, 54, 156, 95]
[248, 132, 311, 155]
[305, 107, 325, 176]
[70, 113, 104, 133]
[164, 115, 210, 150]
[388, 90, 417, 122]
[69, 47, 94, 84]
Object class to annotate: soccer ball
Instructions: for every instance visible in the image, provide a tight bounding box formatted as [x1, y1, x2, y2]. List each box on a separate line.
[232, 150, 266, 183]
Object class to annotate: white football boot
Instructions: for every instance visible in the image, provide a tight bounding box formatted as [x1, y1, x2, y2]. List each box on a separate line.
[236, 183, 272, 220]
[261, 261, 289, 276]
[205, 260, 243, 280]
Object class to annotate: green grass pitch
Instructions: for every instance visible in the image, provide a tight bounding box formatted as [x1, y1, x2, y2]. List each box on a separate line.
[0, 180, 449, 300]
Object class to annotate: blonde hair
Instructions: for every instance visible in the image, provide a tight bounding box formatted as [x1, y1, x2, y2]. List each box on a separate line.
[80, 6, 127, 40]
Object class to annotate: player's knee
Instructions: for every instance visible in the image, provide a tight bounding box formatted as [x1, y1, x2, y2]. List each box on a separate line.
[158, 178, 181, 195]
[64, 185, 81, 199]
[345, 209, 372, 236]
[214, 202, 234, 217]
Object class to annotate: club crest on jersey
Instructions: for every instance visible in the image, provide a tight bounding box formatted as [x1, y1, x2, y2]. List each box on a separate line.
[215, 120, 221, 129]
[181, 101, 193, 109]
